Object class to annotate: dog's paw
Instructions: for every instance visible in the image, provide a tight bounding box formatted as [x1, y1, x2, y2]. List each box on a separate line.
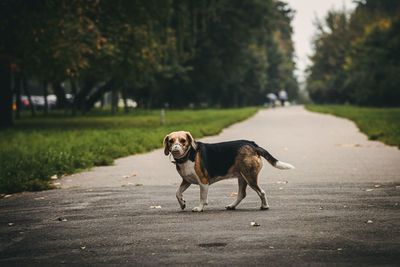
[225, 205, 236, 210]
[180, 204, 186, 210]
[260, 206, 269, 210]
[192, 207, 203, 212]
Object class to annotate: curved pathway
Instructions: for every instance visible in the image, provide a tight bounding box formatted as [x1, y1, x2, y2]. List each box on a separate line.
[59, 105, 400, 188]
[2, 106, 399, 266]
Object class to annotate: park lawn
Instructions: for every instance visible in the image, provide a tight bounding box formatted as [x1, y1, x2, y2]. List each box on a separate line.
[0, 108, 258, 194]
[306, 105, 400, 148]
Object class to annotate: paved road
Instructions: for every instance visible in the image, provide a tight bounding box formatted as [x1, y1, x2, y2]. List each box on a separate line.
[58, 106, 400, 188]
[1, 106, 399, 266]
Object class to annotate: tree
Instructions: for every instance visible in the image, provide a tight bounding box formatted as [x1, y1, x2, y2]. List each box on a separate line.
[1, 0, 300, 120]
[306, 0, 400, 106]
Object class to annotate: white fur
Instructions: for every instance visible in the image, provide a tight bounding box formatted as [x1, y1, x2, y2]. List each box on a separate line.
[275, 161, 295, 170]
[178, 161, 199, 185]
[177, 160, 208, 212]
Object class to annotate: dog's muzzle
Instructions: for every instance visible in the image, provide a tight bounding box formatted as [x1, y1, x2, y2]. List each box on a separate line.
[171, 144, 186, 158]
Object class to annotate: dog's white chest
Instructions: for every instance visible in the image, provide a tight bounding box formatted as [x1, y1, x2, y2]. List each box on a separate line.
[177, 160, 199, 184]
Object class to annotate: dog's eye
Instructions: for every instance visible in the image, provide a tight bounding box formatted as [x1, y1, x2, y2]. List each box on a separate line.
[180, 139, 186, 144]
[168, 139, 174, 144]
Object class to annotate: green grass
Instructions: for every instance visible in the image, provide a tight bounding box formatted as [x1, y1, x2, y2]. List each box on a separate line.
[0, 108, 258, 194]
[306, 105, 400, 148]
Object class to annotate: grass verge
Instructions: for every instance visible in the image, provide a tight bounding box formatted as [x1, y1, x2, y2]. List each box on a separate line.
[0, 108, 258, 194]
[306, 105, 400, 148]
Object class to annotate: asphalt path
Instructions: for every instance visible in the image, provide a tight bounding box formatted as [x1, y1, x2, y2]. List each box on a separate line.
[1, 106, 399, 266]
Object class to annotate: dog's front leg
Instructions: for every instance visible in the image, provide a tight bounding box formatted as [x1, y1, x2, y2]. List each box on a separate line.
[192, 184, 209, 212]
[176, 180, 191, 210]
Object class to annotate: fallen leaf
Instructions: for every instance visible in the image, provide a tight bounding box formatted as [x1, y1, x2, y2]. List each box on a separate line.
[53, 182, 61, 186]
[365, 189, 374, 192]
[337, 248, 343, 251]
[231, 192, 238, 196]
[34, 197, 45, 200]
[336, 144, 361, 147]
[80, 245, 86, 250]
[123, 175, 130, 178]
[135, 184, 143, 186]
[150, 206, 162, 209]
[8, 222, 14, 227]
[131, 174, 137, 177]
[319, 206, 324, 210]
[367, 220, 373, 224]
[121, 184, 127, 187]
[4, 194, 12, 198]
[250, 222, 260, 226]
[269, 246, 274, 249]
[374, 184, 381, 188]
[51, 175, 58, 180]
[58, 217, 68, 222]
[277, 180, 288, 184]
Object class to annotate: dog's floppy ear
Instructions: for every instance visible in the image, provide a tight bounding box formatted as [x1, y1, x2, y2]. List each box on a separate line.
[163, 134, 170, 156]
[185, 132, 197, 150]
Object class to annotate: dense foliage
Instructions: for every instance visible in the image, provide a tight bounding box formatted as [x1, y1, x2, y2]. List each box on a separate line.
[306, 0, 400, 106]
[0, 0, 298, 126]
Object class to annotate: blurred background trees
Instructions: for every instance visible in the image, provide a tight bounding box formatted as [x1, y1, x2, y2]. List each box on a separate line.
[0, 0, 298, 126]
[306, 0, 400, 106]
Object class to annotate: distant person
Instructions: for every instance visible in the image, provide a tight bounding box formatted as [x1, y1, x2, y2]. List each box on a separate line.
[279, 88, 288, 106]
[266, 93, 277, 108]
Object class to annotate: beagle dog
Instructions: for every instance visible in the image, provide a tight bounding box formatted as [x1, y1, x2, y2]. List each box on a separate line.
[164, 131, 294, 212]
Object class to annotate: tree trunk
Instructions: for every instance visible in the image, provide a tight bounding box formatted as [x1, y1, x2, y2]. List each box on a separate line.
[15, 77, 21, 119]
[84, 78, 115, 112]
[23, 77, 36, 117]
[111, 88, 119, 114]
[53, 81, 67, 109]
[43, 81, 48, 116]
[70, 78, 78, 116]
[76, 79, 95, 113]
[98, 94, 104, 111]
[0, 58, 13, 127]
[121, 89, 129, 113]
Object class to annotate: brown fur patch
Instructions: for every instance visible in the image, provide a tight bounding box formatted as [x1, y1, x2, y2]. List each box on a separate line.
[232, 145, 262, 185]
[195, 152, 210, 184]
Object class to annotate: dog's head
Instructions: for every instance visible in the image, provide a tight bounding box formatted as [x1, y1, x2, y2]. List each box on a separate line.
[163, 131, 197, 158]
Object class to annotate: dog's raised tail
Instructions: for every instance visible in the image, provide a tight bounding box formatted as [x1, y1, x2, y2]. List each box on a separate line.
[255, 146, 295, 170]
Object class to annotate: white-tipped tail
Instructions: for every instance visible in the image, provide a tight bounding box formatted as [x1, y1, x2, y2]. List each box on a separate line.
[275, 161, 295, 170]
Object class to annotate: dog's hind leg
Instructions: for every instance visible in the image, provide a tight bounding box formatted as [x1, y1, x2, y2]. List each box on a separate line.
[226, 177, 247, 210]
[176, 180, 191, 210]
[241, 172, 269, 210]
[250, 183, 269, 210]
